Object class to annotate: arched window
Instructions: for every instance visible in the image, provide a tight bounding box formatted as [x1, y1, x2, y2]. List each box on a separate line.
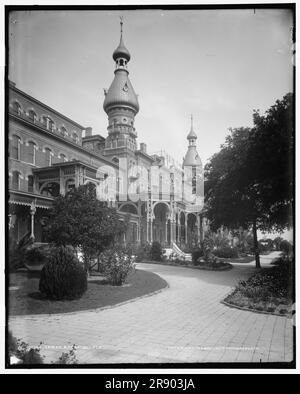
[28, 110, 37, 123]
[44, 148, 52, 166]
[28, 175, 34, 193]
[12, 171, 20, 190]
[41, 182, 60, 197]
[28, 141, 36, 165]
[59, 153, 67, 162]
[11, 135, 21, 160]
[12, 101, 21, 115]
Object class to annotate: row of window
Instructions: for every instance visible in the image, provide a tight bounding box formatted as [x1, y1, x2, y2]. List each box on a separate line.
[11, 101, 80, 143]
[10, 171, 34, 192]
[10, 134, 73, 166]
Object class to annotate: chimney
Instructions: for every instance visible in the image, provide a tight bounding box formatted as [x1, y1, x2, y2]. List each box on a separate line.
[140, 143, 147, 153]
[85, 127, 92, 137]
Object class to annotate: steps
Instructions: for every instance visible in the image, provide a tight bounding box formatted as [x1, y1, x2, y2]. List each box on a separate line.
[171, 242, 192, 261]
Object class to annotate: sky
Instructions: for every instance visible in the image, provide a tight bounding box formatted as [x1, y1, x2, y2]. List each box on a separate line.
[8, 8, 294, 166]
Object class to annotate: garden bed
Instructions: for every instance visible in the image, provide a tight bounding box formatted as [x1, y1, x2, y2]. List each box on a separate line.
[8, 268, 167, 316]
[223, 258, 293, 316]
[141, 260, 232, 271]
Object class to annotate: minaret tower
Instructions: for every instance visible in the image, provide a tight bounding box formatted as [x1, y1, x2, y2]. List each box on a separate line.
[183, 115, 202, 167]
[183, 115, 203, 202]
[103, 18, 139, 154]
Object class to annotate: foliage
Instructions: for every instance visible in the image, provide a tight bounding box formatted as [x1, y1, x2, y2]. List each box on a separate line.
[44, 183, 126, 271]
[236, 257, 293, 300]
[279, 240, 293, 255]
[99, 245, 135, 286]
[39, 246, 87, 300]
[212, 246, 239, 258]
[55, 345, 78, 365]
[225, 256, 293, 315]
[8, 331, 43, 365]
[205, 94, 294, 268]
[273, 236, 284, 250]
[24, 246, 48, 266]
[9, 232, 34, 271]
[8, 332, 79, 365]
[191, 246, 204, 264]
[150, 241, 164, 261]
[134, 243, 151, 262]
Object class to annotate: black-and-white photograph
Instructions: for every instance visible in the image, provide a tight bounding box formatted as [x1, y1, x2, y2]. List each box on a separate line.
[5, 4, 295, 371]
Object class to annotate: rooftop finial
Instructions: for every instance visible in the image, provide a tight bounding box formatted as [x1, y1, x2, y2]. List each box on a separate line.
[120, 16, 123, 36]
[191, 114, 194, 130]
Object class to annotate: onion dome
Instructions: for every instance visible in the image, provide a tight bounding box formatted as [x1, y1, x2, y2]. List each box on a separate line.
[103, 72, 139, 114]
[184, 147, 202, 166]
[113, 35, 131, 62]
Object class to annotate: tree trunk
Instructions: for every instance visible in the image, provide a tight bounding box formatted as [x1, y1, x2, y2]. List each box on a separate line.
[252, 219, 260, 268]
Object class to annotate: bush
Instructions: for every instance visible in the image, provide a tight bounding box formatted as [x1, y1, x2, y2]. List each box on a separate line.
[99, 246, 135, 286]
[212, 246, 238, 258]
[8, 331, 43, 365]
[134, 243, 151, 262]
[25, 246, 48, 266]
[150, 241, 163, 261]
[39, 246, 87, 300]
[279, 240, 293, 255]
[192, 246, 204, 265]
[9, 232, 34, 271]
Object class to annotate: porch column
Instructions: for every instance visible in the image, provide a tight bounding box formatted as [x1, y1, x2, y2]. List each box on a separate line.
[30, 201, 36, 240]
[165, 218, 168, 244]
[150, 219, 153, 243]
[185, 214, 188, 244]
[197, 215, 200, 243]
[146, 218, 149, 243]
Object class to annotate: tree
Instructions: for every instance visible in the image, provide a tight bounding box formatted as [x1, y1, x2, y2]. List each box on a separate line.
[44, 183, 126, 271]
[205, 94, 294, 268]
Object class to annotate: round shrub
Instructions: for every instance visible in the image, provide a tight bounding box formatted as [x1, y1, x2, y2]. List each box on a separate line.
[99, 246, 134, 286]
[39, 246, 87, 300]
[150, 241, 163, 261]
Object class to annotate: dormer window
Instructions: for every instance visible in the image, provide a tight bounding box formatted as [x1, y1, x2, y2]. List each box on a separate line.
[12, 101, 22, 115]
[28, 109, 37, 123]
[42, 116, 55, 131]
[72, 132, 78, 143]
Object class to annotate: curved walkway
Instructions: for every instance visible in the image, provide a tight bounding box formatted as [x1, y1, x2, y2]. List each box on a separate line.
[9, 252, 293, 364]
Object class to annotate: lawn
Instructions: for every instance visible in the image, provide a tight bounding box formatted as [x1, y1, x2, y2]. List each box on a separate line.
[8, 268, 167, 316]
[224, 257, 293, 315]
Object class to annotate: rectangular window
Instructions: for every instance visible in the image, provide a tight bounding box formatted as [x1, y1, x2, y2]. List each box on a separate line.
[28, 176, 34, 193]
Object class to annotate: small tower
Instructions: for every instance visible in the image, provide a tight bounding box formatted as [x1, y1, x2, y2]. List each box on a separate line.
[183, 115, 203, 203]
[103, 18, 139, 153]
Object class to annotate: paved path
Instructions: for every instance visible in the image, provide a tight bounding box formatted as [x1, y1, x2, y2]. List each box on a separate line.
[9, 252, 293, 364]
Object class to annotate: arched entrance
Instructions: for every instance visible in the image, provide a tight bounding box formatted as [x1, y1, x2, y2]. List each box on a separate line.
[153, 202, 170, 246]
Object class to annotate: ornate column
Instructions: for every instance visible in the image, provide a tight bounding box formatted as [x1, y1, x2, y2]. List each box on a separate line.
[197, 214, 201, 243]
[30, 201, 36, 240]
[176, 213, 180, 243]
[165, 217, 168, 244]
[185, 213, 188, 244]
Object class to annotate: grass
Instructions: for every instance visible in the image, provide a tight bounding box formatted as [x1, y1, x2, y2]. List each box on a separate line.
[224, 257, 293, 315]
[8, 268, 167, 316]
